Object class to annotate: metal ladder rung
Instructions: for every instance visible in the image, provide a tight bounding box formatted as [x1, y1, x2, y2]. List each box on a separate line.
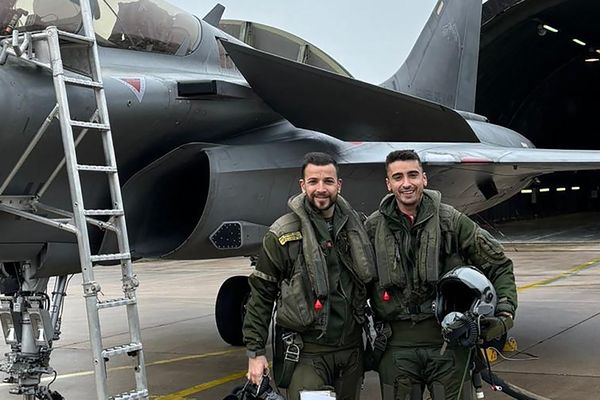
[90, 253, 131, 262]
[109, 389, 149, 400]
[37, 3, 150, 397]
[69, 120, 110, 130]
[64, 76, 103, 89]
[97, 297, 136, 310]
[52, 218, 73, 223]
[77, 164, 117, 173]
[84, 209, 123, 216]
[57, 30, 94, 46]
[102, 342, 142, 359]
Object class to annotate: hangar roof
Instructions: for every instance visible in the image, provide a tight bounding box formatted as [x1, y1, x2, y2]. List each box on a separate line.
[478, 0, 600, 150]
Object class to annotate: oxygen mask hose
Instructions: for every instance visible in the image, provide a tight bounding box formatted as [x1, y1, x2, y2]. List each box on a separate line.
[479, 369, 552, 400]
[475, 337, 550, 400]
[441, 312, 550, 400]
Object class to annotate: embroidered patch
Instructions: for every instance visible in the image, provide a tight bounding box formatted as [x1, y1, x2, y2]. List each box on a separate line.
[278, 231, 302, 245]
[251, 270, 278, 283]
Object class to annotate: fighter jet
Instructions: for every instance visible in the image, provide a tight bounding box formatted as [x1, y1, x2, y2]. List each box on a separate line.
[1, 0, 600, 388]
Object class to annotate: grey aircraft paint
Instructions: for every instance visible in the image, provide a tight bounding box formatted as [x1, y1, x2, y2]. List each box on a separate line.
[1, 0, 600, 278]
[380, 0, 482, 112]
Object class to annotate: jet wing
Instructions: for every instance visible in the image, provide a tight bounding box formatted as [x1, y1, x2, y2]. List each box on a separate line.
[407, 143, 600, 213]
[418, 144, 600, 171]
[221, 41, 479, 143]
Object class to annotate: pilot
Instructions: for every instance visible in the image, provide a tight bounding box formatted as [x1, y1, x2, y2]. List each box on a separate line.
[243, 152, 375, 400]
[365, 149, 518, 400]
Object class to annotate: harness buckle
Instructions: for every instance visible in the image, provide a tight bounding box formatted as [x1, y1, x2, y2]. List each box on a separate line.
[282, 332, 301, 363]
[284, 343, 300, 363]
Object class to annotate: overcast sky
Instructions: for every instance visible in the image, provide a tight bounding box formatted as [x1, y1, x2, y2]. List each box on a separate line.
[168, 0, 440, 84]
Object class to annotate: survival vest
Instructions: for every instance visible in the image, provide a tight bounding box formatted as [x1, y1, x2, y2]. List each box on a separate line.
[367, 190, 464, 322]
[270, 194, 375, 336]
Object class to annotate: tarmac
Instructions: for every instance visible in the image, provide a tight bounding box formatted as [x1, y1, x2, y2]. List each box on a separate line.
[1, 213, 600, 400]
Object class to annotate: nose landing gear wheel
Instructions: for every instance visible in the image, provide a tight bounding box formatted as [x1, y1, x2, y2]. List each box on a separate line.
[215, 276, 250, 346]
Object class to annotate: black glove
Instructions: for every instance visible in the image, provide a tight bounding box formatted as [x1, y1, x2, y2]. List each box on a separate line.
[480, 313, 513, 342]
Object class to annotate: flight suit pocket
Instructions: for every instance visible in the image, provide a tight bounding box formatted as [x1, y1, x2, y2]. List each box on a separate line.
[427, 351, 455, 383]
[371, 286, 406, 321]
[389, 350, 421, 400]
[276, 260, 316, 332]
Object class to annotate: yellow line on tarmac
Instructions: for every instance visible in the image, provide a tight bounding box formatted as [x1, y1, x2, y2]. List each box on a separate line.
[154, 370, 247, 400]
[4, 260, 597, 394]
[0, 349, 242, 388]
[145, 349, 242, 367]
[517, 257, 600, 292]
[156, 362, 273, 399]
[155, 257, 600, 399]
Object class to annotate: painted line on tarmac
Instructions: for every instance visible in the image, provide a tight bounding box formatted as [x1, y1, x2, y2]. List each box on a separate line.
[4, 259, 598, 394]
[517, 257, 600, 292]
[144, 348, 243, 367]
[0, 349, 241, 388]
[153, 370, 247, 400]
[155, 257, 600, 398]
[156, 362, 273, 399]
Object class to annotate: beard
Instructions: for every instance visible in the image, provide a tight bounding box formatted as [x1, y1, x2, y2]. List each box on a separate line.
[308, 192, 338, 212]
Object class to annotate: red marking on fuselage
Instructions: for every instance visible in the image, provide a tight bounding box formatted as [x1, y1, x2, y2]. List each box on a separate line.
[123, 78, 141, 93]
[115, 77, 146, 102]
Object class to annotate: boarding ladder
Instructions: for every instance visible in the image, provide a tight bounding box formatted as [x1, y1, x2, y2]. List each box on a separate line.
[0, 1, 148, 399]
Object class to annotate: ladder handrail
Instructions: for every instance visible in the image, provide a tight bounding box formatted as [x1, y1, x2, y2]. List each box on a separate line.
[0, 1, 149, 399]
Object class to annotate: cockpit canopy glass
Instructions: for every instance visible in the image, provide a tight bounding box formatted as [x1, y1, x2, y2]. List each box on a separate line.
[0, 0, 201, 56]
[96, 0, 202, 56]
[0, 0, 83, 35]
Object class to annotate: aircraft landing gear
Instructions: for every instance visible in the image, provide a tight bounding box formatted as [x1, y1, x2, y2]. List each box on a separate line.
[215, 275, 250, 346]
[0, 261, 66, 400]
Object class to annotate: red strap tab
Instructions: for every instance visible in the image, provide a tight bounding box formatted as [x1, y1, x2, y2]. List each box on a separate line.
[314, 299, 323, 311]
[383, 291, 391, 302]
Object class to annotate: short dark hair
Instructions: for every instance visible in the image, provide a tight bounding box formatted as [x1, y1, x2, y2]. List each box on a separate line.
[301, 152, 339, 178]
[385, 150, 422, 170]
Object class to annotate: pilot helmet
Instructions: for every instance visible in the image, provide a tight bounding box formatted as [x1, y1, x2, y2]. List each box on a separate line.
[433, 266, 496, 324]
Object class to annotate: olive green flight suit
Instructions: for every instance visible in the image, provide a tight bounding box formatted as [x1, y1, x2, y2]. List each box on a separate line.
[243, 194, 374, 400]
[366, 190, 518, 400]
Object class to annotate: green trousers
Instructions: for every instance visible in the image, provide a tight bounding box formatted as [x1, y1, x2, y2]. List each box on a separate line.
[286, 347, 363, 400]
[378, 346, 474, 400]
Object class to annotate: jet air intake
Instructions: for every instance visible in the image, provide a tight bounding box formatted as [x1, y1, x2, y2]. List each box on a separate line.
[112, 141, 320, 259]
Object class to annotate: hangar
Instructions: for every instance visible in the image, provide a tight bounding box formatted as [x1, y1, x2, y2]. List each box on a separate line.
[478, 0, 600, 220]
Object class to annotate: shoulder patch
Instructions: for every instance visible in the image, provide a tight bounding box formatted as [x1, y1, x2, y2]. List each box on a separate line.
[270, 212, 301, 237]
[278, 231, 302, 246]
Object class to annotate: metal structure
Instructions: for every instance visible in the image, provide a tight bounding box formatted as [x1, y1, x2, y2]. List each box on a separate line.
[0, 1, 147, 399]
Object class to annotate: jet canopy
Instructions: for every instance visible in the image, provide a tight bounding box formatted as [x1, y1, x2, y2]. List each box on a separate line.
[0, 0, 201, 56]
